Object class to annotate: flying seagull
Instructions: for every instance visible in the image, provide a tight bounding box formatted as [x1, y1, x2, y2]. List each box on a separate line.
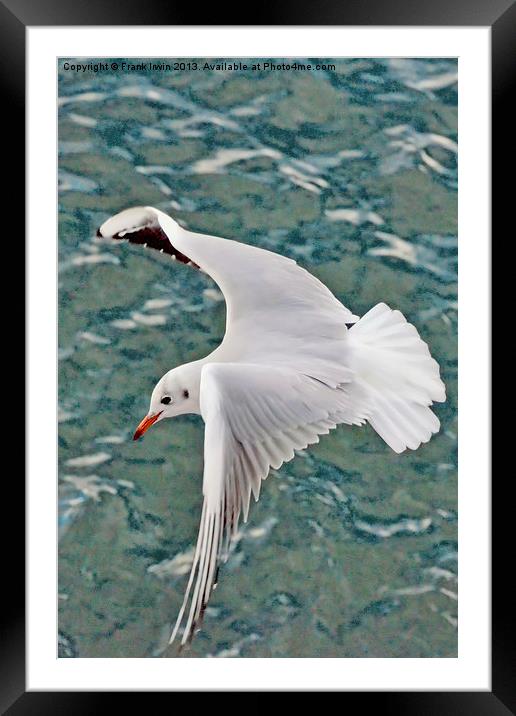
[97, 206, 445, 647]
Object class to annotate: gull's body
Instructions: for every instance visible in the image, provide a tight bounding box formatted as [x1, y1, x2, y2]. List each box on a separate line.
[97, 206, 445, 646]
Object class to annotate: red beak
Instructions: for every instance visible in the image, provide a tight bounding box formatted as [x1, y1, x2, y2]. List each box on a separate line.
[133, 411, 162, 441]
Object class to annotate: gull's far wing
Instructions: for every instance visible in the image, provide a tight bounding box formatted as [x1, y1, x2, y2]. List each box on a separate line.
[169, 362, 372, 647]
[98, 207, 359, 383]
[154, 211, 360, 343]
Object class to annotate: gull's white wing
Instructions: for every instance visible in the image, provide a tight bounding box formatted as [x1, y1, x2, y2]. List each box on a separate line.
[98, 206, 359, 388]
[157, 211, 359, 334]
[169, 362, 372, 646]
[158, 212, 359, 387]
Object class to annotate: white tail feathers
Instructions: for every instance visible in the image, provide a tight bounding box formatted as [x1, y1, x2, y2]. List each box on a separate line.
[348, 302, 446, 453]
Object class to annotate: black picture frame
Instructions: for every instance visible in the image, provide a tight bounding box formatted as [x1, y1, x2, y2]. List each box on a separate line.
[3, 0, 504, 709]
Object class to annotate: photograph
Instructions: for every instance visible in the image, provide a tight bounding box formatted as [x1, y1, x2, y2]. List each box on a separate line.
[57, 56, 458, 659]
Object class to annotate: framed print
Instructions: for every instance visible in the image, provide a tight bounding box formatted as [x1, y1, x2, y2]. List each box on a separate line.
[2, 0, 505, 708]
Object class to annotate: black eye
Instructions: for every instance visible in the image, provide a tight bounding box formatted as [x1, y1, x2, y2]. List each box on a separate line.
[161, 396, 172, 405]
[183, 389, 189, 399]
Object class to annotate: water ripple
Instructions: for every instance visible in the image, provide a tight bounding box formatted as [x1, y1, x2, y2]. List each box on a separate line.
[58, 57, 457, 659]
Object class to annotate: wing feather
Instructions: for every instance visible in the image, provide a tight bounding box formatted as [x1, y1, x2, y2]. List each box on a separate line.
[99, 207, 359, 393]
[169, 362, 372, 646]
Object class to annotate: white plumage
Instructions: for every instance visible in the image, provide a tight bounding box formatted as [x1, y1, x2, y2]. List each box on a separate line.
[97, 206, 446, 647]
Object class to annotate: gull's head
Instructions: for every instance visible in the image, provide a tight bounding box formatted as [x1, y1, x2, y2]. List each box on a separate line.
[133, 362, 202, 441]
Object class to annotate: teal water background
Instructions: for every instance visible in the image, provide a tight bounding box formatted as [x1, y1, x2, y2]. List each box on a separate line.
[58, 58, 457, 658]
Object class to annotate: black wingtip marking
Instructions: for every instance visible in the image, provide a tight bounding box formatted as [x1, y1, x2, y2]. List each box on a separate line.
[99, 222, 199, 269]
